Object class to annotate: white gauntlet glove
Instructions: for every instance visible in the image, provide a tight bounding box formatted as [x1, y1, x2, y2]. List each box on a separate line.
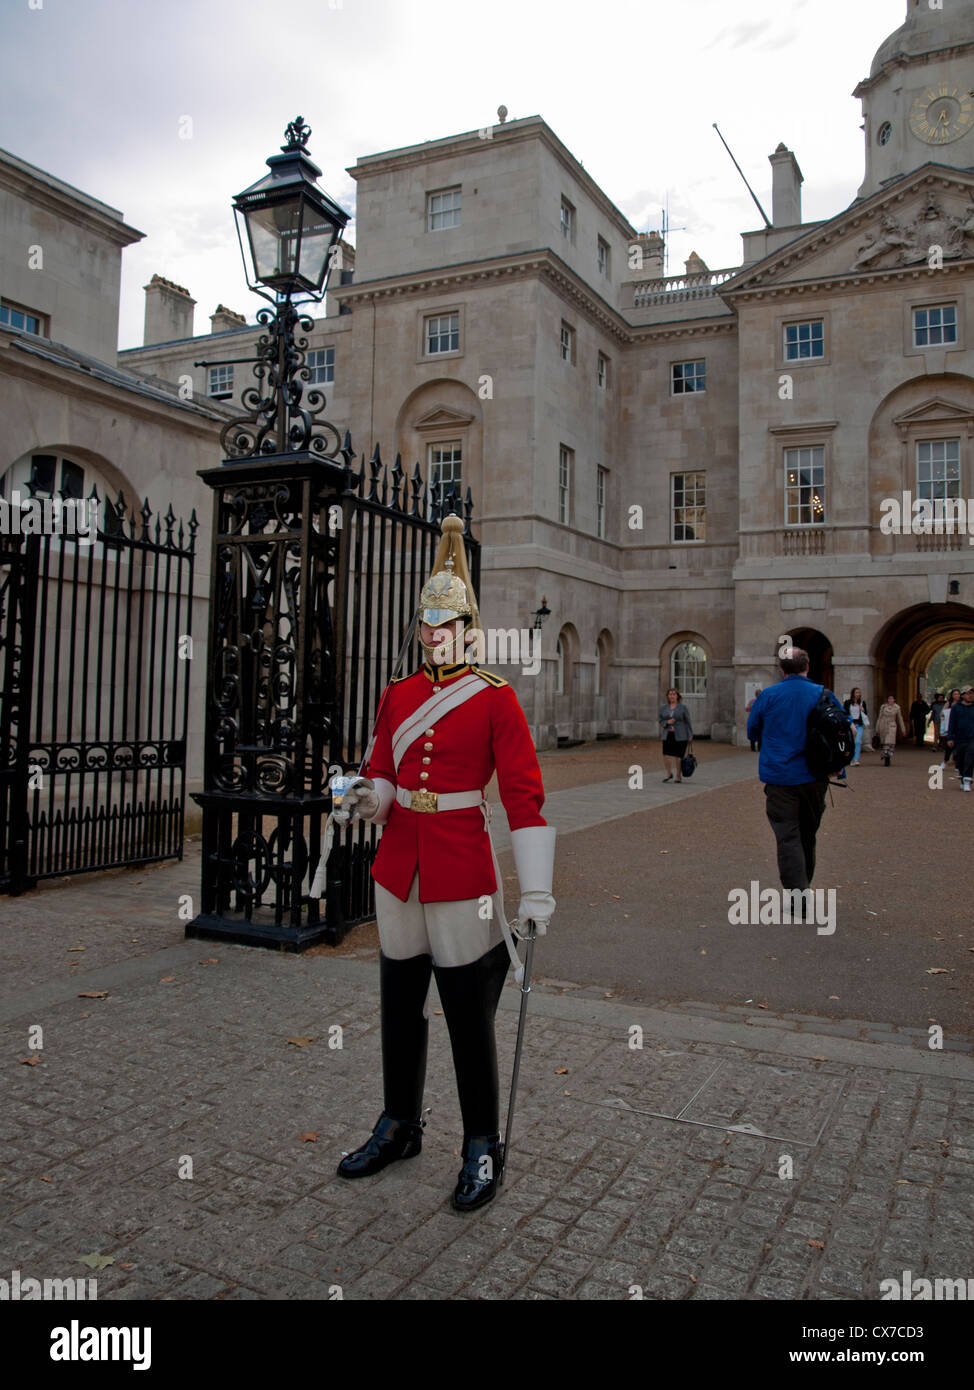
[331, 776, 381, 827]
[510, 825, 557, 936]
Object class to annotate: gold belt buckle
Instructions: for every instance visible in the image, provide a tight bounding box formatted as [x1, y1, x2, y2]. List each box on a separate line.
[410, 789, 438, 813]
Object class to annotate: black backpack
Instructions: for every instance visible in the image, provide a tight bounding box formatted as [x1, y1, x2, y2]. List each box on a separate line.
[805, 688, 854, 778]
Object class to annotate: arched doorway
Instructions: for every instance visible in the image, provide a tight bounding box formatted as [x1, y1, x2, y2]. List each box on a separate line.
[788, 628, 834, 690]
[872, 603, 974, 713]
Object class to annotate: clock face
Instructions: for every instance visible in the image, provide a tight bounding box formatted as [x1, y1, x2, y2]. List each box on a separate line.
[909, 85, 974, 145]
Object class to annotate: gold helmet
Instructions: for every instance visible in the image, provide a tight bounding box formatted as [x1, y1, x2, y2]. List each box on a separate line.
[418, 514, 481, 634]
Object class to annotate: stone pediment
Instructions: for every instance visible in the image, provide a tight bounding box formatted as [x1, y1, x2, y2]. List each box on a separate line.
[893, 398, 974, 439]
[413, 404, 476, 432]
[724, 167, 974, 293]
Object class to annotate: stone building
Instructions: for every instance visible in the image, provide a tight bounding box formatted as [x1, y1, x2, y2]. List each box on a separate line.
[5, 0, 970, 766]
[118, 0, 974, 748]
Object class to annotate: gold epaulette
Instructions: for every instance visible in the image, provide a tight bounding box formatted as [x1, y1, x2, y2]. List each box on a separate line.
[472, 667, 509, 688]
[389, 671, 415, 684]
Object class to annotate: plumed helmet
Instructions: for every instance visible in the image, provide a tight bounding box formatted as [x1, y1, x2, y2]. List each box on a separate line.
[418, 514, 481, 630]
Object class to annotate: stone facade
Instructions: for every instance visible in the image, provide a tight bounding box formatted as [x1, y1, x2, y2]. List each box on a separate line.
[8, 0, 974, 760]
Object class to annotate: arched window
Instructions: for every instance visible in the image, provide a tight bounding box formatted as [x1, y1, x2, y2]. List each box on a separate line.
[556, 637, 566, 696]
[593, 644, 601, 697]
[671, 641, 707, 697]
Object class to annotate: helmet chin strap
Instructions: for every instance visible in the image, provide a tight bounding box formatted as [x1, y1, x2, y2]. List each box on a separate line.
[419, 620, 470, 666]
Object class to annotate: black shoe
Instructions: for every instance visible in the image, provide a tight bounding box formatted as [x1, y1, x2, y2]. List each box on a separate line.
[337, 1112, 424, 1179]
[453, 1134, 504, 1212]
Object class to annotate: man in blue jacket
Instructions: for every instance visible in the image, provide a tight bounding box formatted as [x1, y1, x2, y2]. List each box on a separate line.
[746, 648, 849, 892]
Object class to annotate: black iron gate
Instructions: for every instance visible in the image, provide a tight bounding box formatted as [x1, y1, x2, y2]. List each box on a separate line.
[0, 485, 197, 894]
[187, 440, 479, 949]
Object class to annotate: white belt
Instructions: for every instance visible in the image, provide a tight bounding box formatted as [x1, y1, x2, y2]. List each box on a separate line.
[395, 787, 487, 815]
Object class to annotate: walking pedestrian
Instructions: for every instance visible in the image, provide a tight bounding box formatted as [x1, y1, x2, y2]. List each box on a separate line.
[876, 695, 906, 766]
[946, 685, 974, 792]
[909, 695, 930, 748]
[659, 687, 693, 784]
[331, 516, 556, 1212]
[746, 647, 849, 898]
[843, 687, 869, 766]
[942, 689, 961, 770]
[928, 692, 945, 748]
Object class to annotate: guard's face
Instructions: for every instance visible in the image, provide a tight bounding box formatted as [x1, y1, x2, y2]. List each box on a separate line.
[420, 619, 464, 665]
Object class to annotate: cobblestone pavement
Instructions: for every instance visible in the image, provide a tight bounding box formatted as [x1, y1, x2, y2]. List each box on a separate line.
[1, 744, 972, 1301]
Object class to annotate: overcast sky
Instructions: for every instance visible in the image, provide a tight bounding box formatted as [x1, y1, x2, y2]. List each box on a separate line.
[0, 0, 906, 349]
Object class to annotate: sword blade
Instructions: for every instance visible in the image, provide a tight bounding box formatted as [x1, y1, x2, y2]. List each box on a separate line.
[501, 922, 537, 1183]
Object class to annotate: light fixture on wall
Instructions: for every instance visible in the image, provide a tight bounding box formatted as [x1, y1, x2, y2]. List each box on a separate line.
[533, 596, 551, 630]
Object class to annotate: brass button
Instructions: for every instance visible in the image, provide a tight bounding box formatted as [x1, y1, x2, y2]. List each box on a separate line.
[420, 772, 429, 781]
[432, 685, 440, 692]
[425, 728, 435, 736]
[423, 742, 433, 751]
[422, 756, 431, 765]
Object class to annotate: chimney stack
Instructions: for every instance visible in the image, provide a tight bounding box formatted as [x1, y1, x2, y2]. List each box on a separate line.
[209, 304, 247, 335]
[143, 274, 196, 345]
[769, 143, 803, 228]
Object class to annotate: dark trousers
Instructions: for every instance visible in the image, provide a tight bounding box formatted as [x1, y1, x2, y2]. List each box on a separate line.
[764, 781, 828, 890]
[913, 719, 926, 748]
[955, 742, 974, 781]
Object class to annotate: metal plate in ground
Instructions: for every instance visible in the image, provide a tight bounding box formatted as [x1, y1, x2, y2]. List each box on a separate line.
[569, 1048, 728, 1116]
[678, 1059, 845, 1146]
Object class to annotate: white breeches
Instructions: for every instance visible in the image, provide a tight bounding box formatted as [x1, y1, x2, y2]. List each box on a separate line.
[374, 875, 505, 968]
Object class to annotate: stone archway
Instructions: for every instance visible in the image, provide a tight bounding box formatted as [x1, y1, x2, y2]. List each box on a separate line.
[872, 603, 974, 713]
[788, 627, 834, 690]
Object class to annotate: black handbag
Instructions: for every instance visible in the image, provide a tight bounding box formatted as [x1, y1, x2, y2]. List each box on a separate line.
[681, 742, 697, 778]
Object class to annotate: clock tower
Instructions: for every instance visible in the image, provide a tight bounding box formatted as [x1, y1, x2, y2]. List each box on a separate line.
[854, 0, 974, 199]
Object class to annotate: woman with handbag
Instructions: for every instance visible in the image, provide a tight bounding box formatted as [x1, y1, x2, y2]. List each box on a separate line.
[659, 687, 693, 783]
[843, 688, 869, 766]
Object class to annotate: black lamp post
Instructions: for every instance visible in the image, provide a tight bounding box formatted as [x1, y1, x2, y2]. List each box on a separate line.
[187, 118, 354, 951]
[213, 116, 350, 462]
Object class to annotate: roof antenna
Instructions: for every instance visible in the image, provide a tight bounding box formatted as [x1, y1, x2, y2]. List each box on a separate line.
[713, 123, 771, 229]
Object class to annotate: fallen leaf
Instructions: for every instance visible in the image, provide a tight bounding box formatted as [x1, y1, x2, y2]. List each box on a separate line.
[563, 1090, 571, 1096]
[19, 1056, 41, 1067]
[298, 1131, 319, 1143]
[77, 991, 108, 999]
[757, 1003, 768, 1010]
[286, 1036, 316, 1048]
[78, 1253, 115, 1270]
[700, 948, 707, 955]
[807, 1240, 826, 1250]
[828, 995, 839, 1000]
[199, 958, 219, 965]
[39, 1175, 52, 1182]
[119, 1263, 135, 1270]
[555, 1067, 568, 1075]
[689, 1275, 697, 1283]
[926, 968, 949, 975]
[79, 1013, 89, 1020]
[810, 1056, 827, 1061]
[68, 946, 85, 952]
[159, 977, 176, 984]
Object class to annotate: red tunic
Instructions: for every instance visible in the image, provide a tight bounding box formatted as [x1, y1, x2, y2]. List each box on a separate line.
[366, 662, 547, 903]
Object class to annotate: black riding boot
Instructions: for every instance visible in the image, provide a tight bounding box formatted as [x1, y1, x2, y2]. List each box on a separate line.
[337, 951, 432, 1178]
[432, 940, 511, 1211]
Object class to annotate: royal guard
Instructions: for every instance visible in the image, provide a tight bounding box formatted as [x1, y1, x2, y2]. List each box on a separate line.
[332, 514, 556, 1211]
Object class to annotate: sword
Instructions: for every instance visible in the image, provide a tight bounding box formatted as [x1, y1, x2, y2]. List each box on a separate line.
[500, 919, 538, 1185]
